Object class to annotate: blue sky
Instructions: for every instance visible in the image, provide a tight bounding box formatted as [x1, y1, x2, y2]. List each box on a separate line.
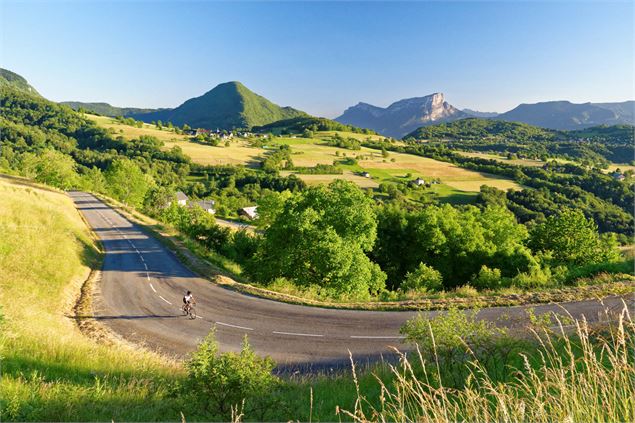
[1, 1, 633, 117]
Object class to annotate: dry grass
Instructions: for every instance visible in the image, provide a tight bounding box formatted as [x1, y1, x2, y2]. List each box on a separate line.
[86, 114, 189, 143]
[280, 170, 379, 188]
[339, 304, 635, 422]
[164, 139, 266, 167]
[457, 151, 547, 167]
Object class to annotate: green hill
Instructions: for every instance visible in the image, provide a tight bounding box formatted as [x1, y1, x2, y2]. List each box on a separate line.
[0, 68, 40, 97]
[131, 81, 306, 130]
[60, 101, 160, 117]
[253, 116, 377, 135]
[404, 118, 559, 142]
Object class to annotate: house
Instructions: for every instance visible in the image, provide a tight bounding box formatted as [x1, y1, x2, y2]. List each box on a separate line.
[239, 206, 258, 220]
[413, 177, 426, 186]
[195, 128, 210, 136]
[193, 200, 216, 214]
[611, 171, 625, 181]
[361, 172, 371, 178]
[175, 191, 188, 206]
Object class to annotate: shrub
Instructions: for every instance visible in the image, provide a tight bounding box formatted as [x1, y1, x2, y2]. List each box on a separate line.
[471, 265, 504, 290]
[401, 307, 506, 353]
[401, 263, 443, 293]
[182, 331, 279, 419]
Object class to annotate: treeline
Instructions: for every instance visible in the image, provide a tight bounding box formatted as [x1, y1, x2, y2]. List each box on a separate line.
[252, 116, 377, 135]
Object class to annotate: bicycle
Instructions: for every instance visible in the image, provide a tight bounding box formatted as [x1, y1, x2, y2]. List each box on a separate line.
[182, 302, 197, 319]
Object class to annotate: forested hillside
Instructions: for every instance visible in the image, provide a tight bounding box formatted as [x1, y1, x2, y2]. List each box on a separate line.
[405, 118, 634, 164]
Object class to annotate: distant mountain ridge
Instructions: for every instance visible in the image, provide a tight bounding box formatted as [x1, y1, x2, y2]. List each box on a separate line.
[496, 100, 634, 130]
[60, 101, 161, 117]
[336, 93, 468, 138]
[0, 68, 40, 96]
[130, 81, 306, 130]
[463, 109, 499, 118]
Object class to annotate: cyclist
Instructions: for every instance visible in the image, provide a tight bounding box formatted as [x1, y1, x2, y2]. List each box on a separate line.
[182, 290, 195, 313]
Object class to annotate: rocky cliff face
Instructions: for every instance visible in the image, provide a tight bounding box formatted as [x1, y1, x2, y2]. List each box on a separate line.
[336, 93, 467, 138]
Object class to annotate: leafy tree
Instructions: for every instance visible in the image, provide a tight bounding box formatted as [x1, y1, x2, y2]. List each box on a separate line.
[34, 149, 78, 189]
[80, 166, 107, 194]
[529, 209, 619, 266]
[249, 180, 386, 298]
[105, 158, 152, 207]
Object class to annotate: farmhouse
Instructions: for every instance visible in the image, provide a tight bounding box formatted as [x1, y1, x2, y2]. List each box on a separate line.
[361, 171, 371, 178]
[192, 200, 216, 214]
[611, 171, 625, 181]
[175, 191, 188, 206]
[239, 206, 258, 220]
[413, 177, 426, 186]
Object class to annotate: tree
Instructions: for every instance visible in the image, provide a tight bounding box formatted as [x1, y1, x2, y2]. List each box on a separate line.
[529, 209, 619, 266]
[249, 180, 386, 298]
[34, 149, 78, 189]
[105, 158, 152, 207]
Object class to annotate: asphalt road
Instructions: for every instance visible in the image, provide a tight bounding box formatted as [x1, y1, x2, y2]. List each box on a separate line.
[70, 191, 633, 371]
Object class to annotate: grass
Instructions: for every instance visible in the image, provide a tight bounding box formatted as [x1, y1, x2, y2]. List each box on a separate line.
[85, 114, 189, 143]
[0, 175, 183, 421]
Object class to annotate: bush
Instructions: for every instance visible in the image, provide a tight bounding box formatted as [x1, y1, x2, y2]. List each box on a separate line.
[401, 307, 506, 353]
[400, 263, 443, 293]
[471, 265, 504, 290]
[182, 331, 279, 419]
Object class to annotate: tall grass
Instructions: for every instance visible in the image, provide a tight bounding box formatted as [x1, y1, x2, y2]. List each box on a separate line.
[339, 305, 635, 422]
[0, 177, 182, 421]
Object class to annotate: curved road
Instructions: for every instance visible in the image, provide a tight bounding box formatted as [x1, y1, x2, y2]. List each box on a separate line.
[70, 192, 633, 370]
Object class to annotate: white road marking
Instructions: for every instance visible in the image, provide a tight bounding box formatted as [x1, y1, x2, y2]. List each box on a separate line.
[149, 283, 156, 292]
[159, 296, 172, 305]
[273, 331, 323, 337]
[216, 321, 254, 331]
[143, 263, 148, 270]
[196, 316, 203, 319]
[146, 272, 150, 280]
[139, 256, 145, 262]
[350, 335, 406, 339]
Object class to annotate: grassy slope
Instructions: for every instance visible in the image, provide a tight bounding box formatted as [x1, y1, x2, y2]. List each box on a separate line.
[0, 175, 182, 421]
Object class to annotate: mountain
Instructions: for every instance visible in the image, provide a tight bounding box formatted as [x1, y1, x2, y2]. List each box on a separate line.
[60, 101, 160, 117]
[0, 68, 40, 96]
[335, 93, 468, 138]
[130, 81, 306, 130]
[496, 100, 634, 130]
[463, 108, 499, 118]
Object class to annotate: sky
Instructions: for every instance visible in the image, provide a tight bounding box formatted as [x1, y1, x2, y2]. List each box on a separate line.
[1, 1, 633, 118]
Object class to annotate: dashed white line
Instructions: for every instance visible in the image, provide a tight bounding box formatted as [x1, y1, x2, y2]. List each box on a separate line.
[159, 296, 172, 305]
[215, 321, 254, 331]
[146, 272, 150, 280]
[273, 331, 323, 337]
[149, 283, 156, 293]
[350, 335, 406, 339]
[139, 256, 145, 262]
[143, 263, 148, 270]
